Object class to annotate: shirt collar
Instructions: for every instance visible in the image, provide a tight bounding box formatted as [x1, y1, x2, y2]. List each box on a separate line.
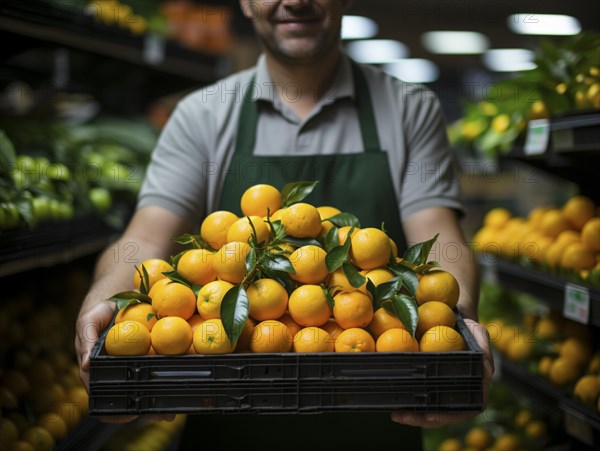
[252, 52, 355, 104]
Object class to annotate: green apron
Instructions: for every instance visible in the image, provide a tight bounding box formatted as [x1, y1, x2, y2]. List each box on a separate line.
[180, 62, 421, 450]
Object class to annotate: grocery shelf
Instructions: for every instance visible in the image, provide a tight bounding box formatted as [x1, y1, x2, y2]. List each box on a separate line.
[502, 111, 600, 201]
[0, 215, 120, 277]
[55, 417, 123, 451]
[0, 0, 229, 83]
[478, 254, 600, 327]
[499, 356, 600, 449]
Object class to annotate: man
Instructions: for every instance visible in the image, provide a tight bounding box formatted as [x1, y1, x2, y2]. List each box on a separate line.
[76, 0, 493, 447]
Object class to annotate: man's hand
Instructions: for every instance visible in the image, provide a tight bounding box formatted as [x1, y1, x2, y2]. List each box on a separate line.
[75, 300, 116, 392]
[391, 319, 494, 428]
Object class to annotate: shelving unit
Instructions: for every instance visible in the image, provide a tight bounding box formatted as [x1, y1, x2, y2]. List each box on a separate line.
[482, 111, 600, 449]
[479, 254, 600, 327]
[499, 356, 600, 449]
[0, 0, 229, 83]
[0, 1, 229, 449]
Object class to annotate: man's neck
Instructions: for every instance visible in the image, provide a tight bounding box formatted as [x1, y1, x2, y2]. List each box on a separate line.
[265, 48, 342, 120]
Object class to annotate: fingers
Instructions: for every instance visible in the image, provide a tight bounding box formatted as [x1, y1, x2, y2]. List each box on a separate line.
[75, 301, 116, 391]
[391, 411, 478, 428]
[463, 319, 495, 381]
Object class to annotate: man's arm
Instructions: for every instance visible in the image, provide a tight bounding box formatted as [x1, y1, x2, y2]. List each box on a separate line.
[75, 206, 191, 392]
[392, 206, 494, 428]
[403, 207, 479, 320]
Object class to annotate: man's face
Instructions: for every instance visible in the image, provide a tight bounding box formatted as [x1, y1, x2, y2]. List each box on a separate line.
[240, 0, 349, 63]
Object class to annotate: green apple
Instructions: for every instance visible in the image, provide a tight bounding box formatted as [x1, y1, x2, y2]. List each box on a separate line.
[88, 187, 112, 213]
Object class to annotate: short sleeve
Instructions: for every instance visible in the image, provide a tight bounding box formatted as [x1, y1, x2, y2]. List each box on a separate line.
[399, 86, 464, 219]
[136, 98, 210, 227]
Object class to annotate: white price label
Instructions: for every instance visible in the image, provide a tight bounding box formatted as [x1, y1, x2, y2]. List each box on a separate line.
[524, 119, 550, 156]
[563, 283, 590, 324]
[144, 33, 165, 65]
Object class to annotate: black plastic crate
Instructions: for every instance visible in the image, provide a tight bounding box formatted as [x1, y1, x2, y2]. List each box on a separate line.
[89, 314, 484, 415]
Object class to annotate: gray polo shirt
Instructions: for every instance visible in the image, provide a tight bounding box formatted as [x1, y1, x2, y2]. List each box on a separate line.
[137, 53, 463, 228]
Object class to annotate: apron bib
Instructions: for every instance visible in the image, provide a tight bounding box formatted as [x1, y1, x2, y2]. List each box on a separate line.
[181, 62, 421, 450]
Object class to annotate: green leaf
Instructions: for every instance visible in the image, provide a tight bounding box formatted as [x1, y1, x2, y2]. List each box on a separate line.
[220, 285, 249, 345]
[342, 262, 366, 289]
[260, 267, 297, 294]
[366, 279, 378, 309]
[388, 264, 419, 297]
[169, 250, 187, 268]
[403, 234, 439, 266]
[283, 236, 322, 248]
[267, 218, 286, 242]
[383, 294, 418, 337]
[0, 131, 17, 181]
[325, 226, 354, 273]
[14, 195, 34, 227]
[262, 254, 296, 274]
[107, 291, 152, 311]
[325, 213, 361, 228]
[281, 181, 318, 207]
[322, 287, 335, 310]
[324, 226, 339, 252]
[376, 278, 402, 303]
[134, 265, 151, 295]
[246, 247, 258, 276]
[191, 284, 203, 298]
[162, 270, 192, 288]
[147, 312, 157, 322]
[170, 233, 215, 250]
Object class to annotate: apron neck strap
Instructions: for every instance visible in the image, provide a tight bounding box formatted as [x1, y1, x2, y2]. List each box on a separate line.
[235, 59, 382, 155]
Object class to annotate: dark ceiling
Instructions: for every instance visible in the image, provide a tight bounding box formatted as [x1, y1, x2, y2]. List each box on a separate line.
[345, 0, 600, 72]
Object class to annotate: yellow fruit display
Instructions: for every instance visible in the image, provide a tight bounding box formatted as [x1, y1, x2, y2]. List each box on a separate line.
[334, 328, 375, 353]
[288, 284, 331, 327]
[465, 427, 492, 450]
[250, 320, 292, 353]
[115, 302, 157, 331]
[213, 241, 251, 284]
[560, 242, 596, 271]
[483, 208, 511, 229]
[437, 438, 462, 451]
[289, 245, 328, 284]
[227, 215, 270, 244]
[415, 270, 460, 307]
[333, 290, 374, 329]
[548, 357, 582, 386]
[193, 319, 234, 355]
[247, 278, 289, 321]
[133, 258, 173, 291]
[573, 374, 600, 405]
[200, 210, 238, 250]
[240, 184, 281, 217]
[350, 228, 392, 270]
[375, 328, 419, 352]
[581, 217, 600, 252]
[416, 301, 456, 338]
[105, 321, 151, 356]
[176, 249, 217, 286]
[282, 203, 322, 238]
[562, 196, 596, 230]
[559, 337, 593, 367]
[420, 326, 465, 352]
[292, 327, 334, 353]
[151, 317, 193, 355]
[196, 280, 234, 320]
[368, 307, 405, 338]
[150, 281, 196, 320]
[106, 182, 471, 357]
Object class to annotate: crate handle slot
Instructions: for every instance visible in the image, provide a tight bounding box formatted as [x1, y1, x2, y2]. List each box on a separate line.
[150, 371, 212, 378]
[340, 368, 421, 377]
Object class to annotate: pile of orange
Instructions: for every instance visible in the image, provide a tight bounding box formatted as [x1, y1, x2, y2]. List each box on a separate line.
[105, 183, 467, 356]
[473, 195, 600, 279]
